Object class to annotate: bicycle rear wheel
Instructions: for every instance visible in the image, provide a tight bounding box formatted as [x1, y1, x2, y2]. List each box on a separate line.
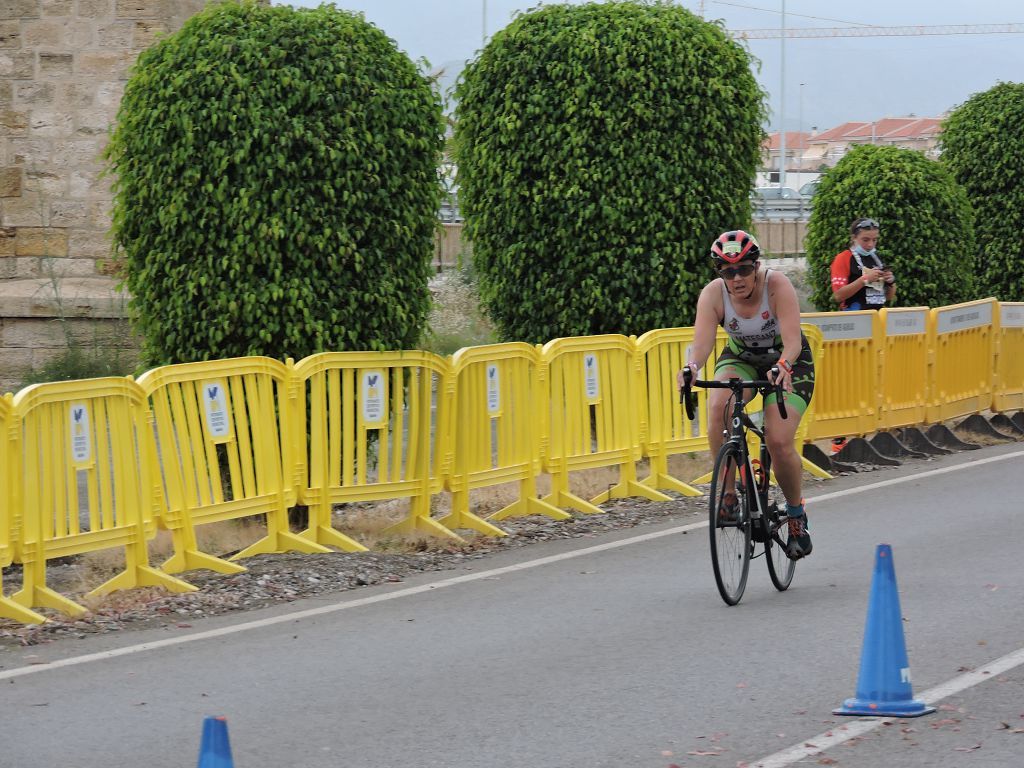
[709, 443, 752, 606]
[765, 500, 796, 591]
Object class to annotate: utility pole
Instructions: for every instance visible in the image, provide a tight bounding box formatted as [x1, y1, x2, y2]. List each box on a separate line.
[778, 0, 787, 190]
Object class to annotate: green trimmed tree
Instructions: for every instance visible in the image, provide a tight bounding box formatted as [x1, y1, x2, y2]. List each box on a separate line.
[107, 2, 443, 365]
[454, 1, 765, 342]
[940, 82, 1024, 301]
[805, 144, 976, 310]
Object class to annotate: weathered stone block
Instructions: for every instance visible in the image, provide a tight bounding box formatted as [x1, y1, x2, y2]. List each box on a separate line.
[49, 199, 88, 227]
[63, 19, 96, 48]
[75, 108, 112, 136]
[9, 138, 50, 165]
[0, 0, 38, 21]
[67, 228, 111, 259]
[15, 82, 55, 106]
[133, 19, 165, 47]
[77, 50, 132, 78]
[30, 110, 74, 138]
[22, 20, 62, 47]
[69, 168, 103, 198]
[38, 52, 74, 78]
[97, 20, 133, 47]
[78, 0, 114, 18]
[0, 225, 15, 255]
[0, 80, 13, 107]
[52, 138, 103, 168]
[0, 22, 21, 49]
[2, 192, 45, 226]
[16, 226, 68, 256]
[95, 81, 124, 108]
[0, 166, 20, 197]
[0, 51, 34, 78]
[88, 199, 111, 229]
[25, 169, 66, 196]
[115, 0, 157, 20]
[0, 109, 27, 137]
[58, 83, 96, 109]
[41, 0, 75, 15]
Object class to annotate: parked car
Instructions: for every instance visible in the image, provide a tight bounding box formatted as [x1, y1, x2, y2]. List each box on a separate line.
[751, 186, 801, 200]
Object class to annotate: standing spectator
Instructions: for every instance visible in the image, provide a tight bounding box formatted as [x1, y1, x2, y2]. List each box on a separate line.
[828, 217, 896, 451]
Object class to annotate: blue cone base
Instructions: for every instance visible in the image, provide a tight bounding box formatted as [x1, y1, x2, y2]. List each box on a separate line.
[834, 697, 936, 718]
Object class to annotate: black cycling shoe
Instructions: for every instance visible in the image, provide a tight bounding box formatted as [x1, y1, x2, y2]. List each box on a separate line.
[785, 513, 812, 560]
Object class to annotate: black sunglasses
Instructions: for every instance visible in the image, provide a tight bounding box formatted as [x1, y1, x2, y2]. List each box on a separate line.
[717, 262, 757, 280]
[853, 218, 880, 232]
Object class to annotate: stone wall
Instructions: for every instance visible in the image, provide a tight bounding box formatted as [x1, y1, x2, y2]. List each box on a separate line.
[0, 0, 207, 393]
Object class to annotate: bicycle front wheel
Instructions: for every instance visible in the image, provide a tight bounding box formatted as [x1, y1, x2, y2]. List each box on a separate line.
[709, 443, 752, 606]
[765, 500, 796, 591]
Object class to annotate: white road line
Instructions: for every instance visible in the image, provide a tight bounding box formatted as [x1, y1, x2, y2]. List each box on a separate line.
[1, 449, 1022, 682]
[751, 646, 1024, 768]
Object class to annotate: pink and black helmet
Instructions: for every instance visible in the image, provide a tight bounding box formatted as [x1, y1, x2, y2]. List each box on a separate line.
[710, 230, 761, 266]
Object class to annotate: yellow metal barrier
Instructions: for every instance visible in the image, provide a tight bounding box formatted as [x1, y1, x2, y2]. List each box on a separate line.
[293, 351, 453, 545]
[440, 343, 567, 532]
[541, 335, 671, 515]
[0, 394, 46, 624]
[137, 357, 331, 576]
[877, 307, 930, 430]
[926, 299, 997, 423]
[994, 302, 1024, 412]
[11, 377, 194, 617]
[800, 311, 883, 440]
[634, 327, 706, 496]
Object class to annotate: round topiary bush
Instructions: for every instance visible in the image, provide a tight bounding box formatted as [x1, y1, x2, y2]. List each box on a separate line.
[453, 1, 765, 342]
[940, 81, 1024, 302]
[107, 2, 443, 365]
[804, 144, 976, 310]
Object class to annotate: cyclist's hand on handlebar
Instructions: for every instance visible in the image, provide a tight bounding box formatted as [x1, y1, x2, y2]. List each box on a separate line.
[676, 363, 696, 390]
[767, 364, 794, 393]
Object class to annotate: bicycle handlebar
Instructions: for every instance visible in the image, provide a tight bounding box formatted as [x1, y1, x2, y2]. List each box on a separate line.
[679, 366, 788, 421]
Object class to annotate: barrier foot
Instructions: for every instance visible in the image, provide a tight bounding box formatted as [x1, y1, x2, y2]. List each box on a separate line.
[13, 584, 87, 617]
[1012, 411, 1024, 433]
[690, 467, 713, 484]
[230, 531, 332, 561]
[298, 525, 368, 553]
[87, 565, 197, 599]
[800, 449, 833, 479]
[926, 423, 980, 451]
[0, 595, 47, 624]
[990, 413, 1024, 437]
[869, 432, 928, 460]
[489, 495, 571, 522]
[894, 427, 951, 456]
[435, 509, 508, 537]
[639, 472, 702, 496]
[382, 515, 467, 543]
[591, 479, 672, 505]
[955, 414, 1017, 442]
[543, 490, 604, 515]
[833, 437, 901, 466]
[162, 548, 247, 576]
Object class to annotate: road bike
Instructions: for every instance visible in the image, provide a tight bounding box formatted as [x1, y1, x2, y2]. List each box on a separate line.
[680, 367, 796, 606]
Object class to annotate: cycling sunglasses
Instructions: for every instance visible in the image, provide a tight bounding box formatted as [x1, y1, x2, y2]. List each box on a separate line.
[853, 218, 880, 232]
[717, 262, 757, 280]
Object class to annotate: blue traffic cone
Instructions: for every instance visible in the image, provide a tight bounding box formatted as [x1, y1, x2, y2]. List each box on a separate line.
[197, 716, 234, 767]
[834, 544, 935, 717]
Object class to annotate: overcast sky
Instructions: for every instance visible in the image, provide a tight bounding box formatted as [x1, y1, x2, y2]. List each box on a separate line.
[281, 1, 1023, 132]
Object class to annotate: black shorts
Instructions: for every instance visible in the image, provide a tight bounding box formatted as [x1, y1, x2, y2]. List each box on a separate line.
[714, 334, 815, 414]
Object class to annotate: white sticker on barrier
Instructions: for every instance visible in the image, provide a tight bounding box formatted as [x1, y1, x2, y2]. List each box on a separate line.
[69, 402, 91, 464]
[936, 302, 993, 334]
[1000, 304, 1024, 328]
[802, 314, 874, 340]
[885, 310, 927, 336]
[362, 370, 386, 426]
[202, 381, 231, 439]
[486, 364, 501, 415]
[583, 354, 600, 401]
